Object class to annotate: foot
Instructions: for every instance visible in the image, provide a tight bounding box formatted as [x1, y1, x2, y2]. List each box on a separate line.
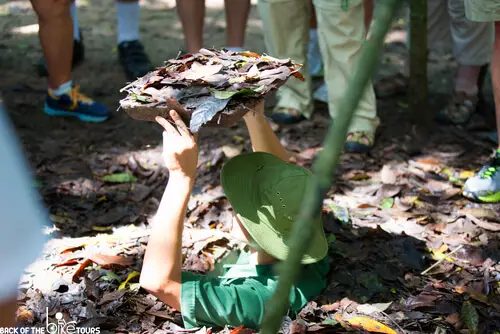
[345, 131, 374, 153]
[463, 149, 500, 203]
[44, 86, 109, 123]
[118, 40, 153, 80]
[36, 37, 85, 77]
[437, 91, 478, 125]
[270, 107, 306, 125]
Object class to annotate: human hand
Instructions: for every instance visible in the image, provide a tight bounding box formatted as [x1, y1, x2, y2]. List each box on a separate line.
[243, 99, 265, 122]
[156, 110, 198, 178]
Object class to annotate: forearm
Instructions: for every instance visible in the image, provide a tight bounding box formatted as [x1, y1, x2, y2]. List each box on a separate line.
[244, 107, 290, 161]
[140, 173, 193, 310]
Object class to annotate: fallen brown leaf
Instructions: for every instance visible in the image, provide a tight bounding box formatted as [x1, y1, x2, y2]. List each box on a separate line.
[72, 259, 93, 283]
[88, 254, 134, 268]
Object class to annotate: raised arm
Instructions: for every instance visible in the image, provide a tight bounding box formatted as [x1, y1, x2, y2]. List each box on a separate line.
[243, 100, 291, 161]
[140, 110, 198, 311]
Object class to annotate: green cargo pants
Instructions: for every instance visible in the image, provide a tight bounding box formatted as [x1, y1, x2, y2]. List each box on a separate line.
[257, 0, 379, 134]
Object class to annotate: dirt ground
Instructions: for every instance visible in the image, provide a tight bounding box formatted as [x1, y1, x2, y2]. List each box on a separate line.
[1, 1, 499, 333]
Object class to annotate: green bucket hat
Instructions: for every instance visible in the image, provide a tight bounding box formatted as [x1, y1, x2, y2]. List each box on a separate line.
[221, 152, 328, 264]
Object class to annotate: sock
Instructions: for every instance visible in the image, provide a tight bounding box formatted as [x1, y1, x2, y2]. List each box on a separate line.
[70, 2, 81, 41]
[116, 1, 140, 44]
[49, 80, 73, 97]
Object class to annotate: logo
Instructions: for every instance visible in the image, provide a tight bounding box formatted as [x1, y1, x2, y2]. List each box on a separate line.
[45, 310, 77, 334]
[45, 309, 100, 334]
[0, 309, 101, 334]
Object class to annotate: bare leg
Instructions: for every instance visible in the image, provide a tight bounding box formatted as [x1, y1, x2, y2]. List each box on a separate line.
[31, 0, 72, 89]
[493, 22, 500, 148]
[224, 0, 250, 48]
[176, 0, 205, 53]
[454, 65, 481, 95]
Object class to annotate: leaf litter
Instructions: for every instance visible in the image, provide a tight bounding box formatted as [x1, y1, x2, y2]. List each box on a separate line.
[120, 48, 302, 132]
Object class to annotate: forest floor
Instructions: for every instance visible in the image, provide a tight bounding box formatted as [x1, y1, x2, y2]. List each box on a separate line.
[1, 1, 499, 333]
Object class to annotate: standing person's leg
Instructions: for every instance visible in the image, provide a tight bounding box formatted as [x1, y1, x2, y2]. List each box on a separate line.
[30, 0, 109, 122]
[308, 0, 323, 78]
[35, 0, 84, 77]
[116, 0, 153, 80]
[224, 0, 250, 50]
[374, 0, 448, 98]
[176, 0, 205, 53]
[313, 0, 378, 153]
[438, 0, 494, 124]
[31, 0, 73, 90]
[463, 0, 500, 203]
[257, 0, 312, 123]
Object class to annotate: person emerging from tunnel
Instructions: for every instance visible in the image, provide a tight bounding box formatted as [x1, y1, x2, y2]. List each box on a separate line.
[139, 102, 329, 329]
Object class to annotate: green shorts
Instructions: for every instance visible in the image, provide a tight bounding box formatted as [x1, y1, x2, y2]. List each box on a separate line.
[465, 0, 500, 22]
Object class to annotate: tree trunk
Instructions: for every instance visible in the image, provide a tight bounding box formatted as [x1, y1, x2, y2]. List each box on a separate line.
[260, 1, 401, 333]
[409, 0, 429, 127]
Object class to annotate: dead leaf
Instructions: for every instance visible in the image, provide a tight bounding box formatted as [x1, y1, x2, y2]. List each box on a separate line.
[72, 259, 93, 283]
[88, 254, 134, 268]
[356, 302, 392, 315]
[376, 184, 401, 198]
[336, 314, 397, 334]
[229, 326, 255, 334]
[60, 244, 86, 254]
[54, 258, 80, 267]
[460, 208, 499, 223]
[380, 165, 397, 184]
[404, 292, 440, 310]
[16, 307, 35, 325]
[181, 62, 223, 80]
[466, 214, 500, 232]
[289, 320, 307, 334]
[98, 290, 127, 305]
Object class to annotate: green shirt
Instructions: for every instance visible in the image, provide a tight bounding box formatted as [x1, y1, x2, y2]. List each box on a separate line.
[181, 252, 329, 329]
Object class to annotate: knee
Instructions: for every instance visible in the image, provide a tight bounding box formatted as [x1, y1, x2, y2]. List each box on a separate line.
[31, 0, 70, 22]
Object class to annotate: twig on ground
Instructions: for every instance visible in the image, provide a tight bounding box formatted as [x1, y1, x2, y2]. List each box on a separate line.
[420, 245, 464, 275]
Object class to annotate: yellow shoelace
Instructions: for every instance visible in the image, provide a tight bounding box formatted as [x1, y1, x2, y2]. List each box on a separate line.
[70, 85, 93, 109]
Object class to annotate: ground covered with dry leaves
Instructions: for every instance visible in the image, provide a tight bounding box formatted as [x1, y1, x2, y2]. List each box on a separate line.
[1, 1, 499, 333]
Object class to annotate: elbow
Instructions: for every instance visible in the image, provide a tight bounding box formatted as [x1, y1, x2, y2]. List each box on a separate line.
[139, 274, 160, 295]
[139, 275, 181, 310]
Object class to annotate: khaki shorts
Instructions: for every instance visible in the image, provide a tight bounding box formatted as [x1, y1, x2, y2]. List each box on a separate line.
[465, 0, 500, 22]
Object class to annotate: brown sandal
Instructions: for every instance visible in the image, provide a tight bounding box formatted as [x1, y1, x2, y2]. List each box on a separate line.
[437, 91, 478, 125]
[345, 131, 374, 153]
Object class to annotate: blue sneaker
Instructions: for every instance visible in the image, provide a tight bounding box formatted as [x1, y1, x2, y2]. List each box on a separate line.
[44, 86, 109, 123]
